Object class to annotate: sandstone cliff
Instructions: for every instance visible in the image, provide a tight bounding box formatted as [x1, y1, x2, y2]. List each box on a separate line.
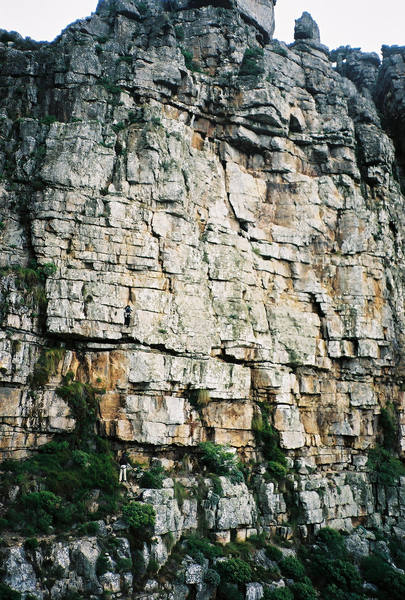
[1, 1, 405, 598]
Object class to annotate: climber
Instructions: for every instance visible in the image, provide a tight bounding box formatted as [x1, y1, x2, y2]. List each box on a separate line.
[119, 450, 129, 482]
[124, 304, 132, 327]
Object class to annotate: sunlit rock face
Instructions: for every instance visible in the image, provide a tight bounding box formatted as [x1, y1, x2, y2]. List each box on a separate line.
[1, 3, 405, 592]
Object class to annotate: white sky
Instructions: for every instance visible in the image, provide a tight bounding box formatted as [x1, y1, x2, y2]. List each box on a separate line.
[0, 0, 403, 54]
[274, 0, 404, 54]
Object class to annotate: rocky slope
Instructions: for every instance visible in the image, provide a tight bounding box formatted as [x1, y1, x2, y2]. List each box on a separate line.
[1, 1, 405, 598]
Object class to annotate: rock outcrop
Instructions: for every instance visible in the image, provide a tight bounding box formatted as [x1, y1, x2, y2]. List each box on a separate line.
[1, 1, 405, 598]
[294, 11, 320, 43]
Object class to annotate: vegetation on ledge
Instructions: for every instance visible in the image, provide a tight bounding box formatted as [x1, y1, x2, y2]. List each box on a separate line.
[0, 437, 120, 536]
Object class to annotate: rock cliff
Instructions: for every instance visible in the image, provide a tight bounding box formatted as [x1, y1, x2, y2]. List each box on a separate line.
[1, 1, 405, 598]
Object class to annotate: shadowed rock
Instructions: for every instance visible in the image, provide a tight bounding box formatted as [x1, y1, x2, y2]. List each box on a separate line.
[294, 11, 320, 43]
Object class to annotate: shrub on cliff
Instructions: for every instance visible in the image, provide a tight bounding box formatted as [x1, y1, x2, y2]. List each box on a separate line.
[367, 445, 405, 486]
[290, 582, 318, 600]
[253, 404, 288, 480]
[0, 583, 22, 600]
[361, 553, 405, 600]
[302, 528, 364, 599]
[217, 583, 244, 600]
[0, 436, 119, 535]
[316, 528, 346, 558]
[217, 557, 252, 585]
[199, 442, 244, 483]
[122, 501, 156, 529]
[185, 534, 223, 562]
[239, 47, 264, 76]
[0, 260, 57, 313]
[379, 403, 399, 451]
[279, 556, 307, 581]
[180, 47, 201, 72]
[263, 588, 293, 600]
[265, 544, 284, 562]
[30, 347, 65, 387]
[56, 372, 105, 440]
[19, 490, 61, 533]
[139, 464, 165, 489]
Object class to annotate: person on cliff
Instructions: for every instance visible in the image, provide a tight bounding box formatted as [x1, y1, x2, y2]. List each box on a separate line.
[124, 304, 132, 327]
[119, 451, 129, 482]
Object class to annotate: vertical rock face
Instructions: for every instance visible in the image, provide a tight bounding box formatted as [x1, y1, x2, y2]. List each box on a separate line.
[376, 46, 405, 189]
[1, 2, 405, 597]
[236, 0, 276, 41]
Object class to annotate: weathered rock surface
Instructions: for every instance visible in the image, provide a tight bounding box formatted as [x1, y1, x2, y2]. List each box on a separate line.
[1, 0, 405, 597]
[294, 11, 320, 43]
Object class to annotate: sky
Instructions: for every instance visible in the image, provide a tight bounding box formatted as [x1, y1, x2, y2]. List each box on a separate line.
[0, 0, 403, 54]
[274, 0, 404, 54]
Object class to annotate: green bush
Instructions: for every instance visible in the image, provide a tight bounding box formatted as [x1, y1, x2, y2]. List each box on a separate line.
[290, 582, 318, 600]
[367, 445, 405, 486]
[147, 558, 159, 575]
[205, 568, 221, 586]
[139, 465, 165, 489]
[99, 79, 122, 95]
[1, 261, 57, 312]
[122, 502, 155, 529]
[76, 521, 100, 536]
[0, 31, 40, 50]
[308, 555, 362, 595]
[129, 110, 144, 123]
[271, 42, 288, 57]
[137, 1, 148, 14]
[265, 544, 283, 562]
[361, 553, 405, 600]
[389, 535, 405, 570]
[62, 592, 85, 600]
[112, 122, 126, 134]
[24, 537, 39, 551]
[217, 557, 252, 584]
[175, 26, 184, 41]
[199, 442, 244, 483]
[321, 584, 366, 600]
[0, 584, 21, 600]
[116, 557, 133, 572]
[316, 528, 346, 558]
[31, 347, 65, 387]
[253, 564, 281, 583]
[361, 554, 387, 584]
[56, 372, 105, 439]
[96, 551, 110, 576]
[19, 490, 61, 533]
[173, 480, 188, 507]
[280, 556, 306, 581]
[239, 47, 264, 76]
[263, 588, 293, 600]
[185, 535, 223, 561]
[180, 47, 201, 72]
[268, 461, 289, 480]
[41, 115, 57, 125]
[380, 403, 398, 450]
[253, 405, 287, 468]
[217, 583, 244, 600]
[1, 436, 119, 535]
[302, 528, 363, 598]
